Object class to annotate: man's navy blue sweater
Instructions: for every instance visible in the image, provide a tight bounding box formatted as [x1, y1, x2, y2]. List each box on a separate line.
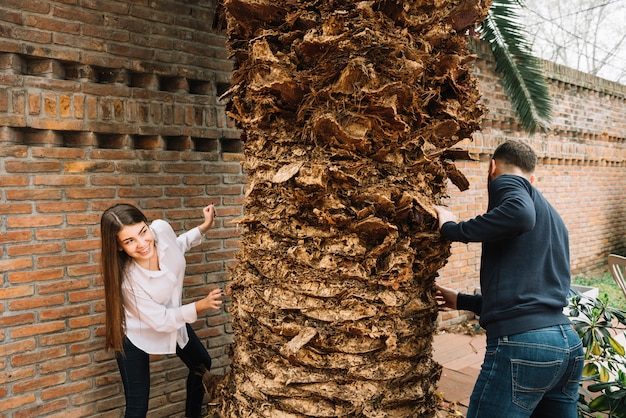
[440, 174, 572, 339]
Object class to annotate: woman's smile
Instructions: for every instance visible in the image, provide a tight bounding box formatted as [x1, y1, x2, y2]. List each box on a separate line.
[117, 222, 156, 264]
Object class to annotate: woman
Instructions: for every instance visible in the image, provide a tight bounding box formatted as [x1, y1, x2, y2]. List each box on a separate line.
[100, 203, 223, 418]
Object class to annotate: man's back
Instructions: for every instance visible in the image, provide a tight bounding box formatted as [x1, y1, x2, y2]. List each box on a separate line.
[479, 174, 571, 339]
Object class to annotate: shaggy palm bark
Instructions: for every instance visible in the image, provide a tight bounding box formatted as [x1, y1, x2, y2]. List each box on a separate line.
[217, 0, 489, 416]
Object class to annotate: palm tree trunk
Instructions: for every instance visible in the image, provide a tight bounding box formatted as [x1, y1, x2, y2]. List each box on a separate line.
[217, 0, 490, 416]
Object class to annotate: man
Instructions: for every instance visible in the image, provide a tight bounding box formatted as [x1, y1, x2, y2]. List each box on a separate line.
[434, 140, 584, 418]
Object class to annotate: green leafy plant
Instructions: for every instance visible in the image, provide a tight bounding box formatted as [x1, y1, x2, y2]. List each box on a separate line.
[568, 292, 626, 417]
[574, 274, 626, 311]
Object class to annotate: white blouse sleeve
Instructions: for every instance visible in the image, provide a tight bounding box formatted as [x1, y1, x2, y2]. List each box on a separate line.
[176, 225, 204, 252]
[151, 219, 203, 253]
[123, 280, 198, 333]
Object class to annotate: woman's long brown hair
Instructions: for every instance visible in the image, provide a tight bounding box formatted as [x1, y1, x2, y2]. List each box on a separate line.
[100, 204, 148, 352]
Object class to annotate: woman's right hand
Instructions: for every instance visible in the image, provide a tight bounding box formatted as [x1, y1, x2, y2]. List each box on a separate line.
[195, 288, 223, 313]
[198, 204, 216, 235]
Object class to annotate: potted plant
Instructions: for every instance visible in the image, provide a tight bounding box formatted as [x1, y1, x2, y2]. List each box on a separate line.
[568, 291, 626, 417]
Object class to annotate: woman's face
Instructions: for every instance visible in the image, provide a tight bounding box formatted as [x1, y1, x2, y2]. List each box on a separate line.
[117, 222, 155, 262]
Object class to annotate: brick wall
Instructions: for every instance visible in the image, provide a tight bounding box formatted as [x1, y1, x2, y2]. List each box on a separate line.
[0, 1, 242, 417]
[1, 1, 625, 416]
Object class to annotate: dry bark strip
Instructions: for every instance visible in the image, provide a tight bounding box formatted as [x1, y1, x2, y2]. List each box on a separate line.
[216, 0, 490, 416]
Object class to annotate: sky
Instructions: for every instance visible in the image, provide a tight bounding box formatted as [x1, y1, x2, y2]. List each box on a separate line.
[519, 0, 626, 84]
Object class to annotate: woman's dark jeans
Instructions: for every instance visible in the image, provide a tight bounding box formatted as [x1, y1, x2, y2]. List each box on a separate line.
[116, 324, 212, 418]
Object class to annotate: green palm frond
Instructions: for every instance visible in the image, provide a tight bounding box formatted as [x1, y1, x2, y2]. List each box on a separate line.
[480, 0, 552, 134]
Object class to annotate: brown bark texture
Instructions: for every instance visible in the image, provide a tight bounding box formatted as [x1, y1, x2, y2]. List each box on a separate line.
[217, 0, 490, 416]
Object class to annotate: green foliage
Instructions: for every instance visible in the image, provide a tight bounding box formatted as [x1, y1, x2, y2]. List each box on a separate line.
[574, 273, 626, 311]
[478, 0, 553, 134]
[569, 293, 626, 417]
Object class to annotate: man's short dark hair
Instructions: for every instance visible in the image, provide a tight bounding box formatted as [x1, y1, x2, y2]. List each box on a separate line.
[492, 140, 537, 173]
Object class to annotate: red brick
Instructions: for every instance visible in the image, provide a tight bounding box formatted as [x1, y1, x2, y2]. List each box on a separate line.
[9, 268, 64, 284]
[4, 160, 61, 172]
[68, 308, 103, 326]
[7, 215, 63, 228]
[7, 242, 62, 257]
[5, 188, 62, 200]
[88, 148, 135, 160]
[27, 92, 40, 115]
[0, 229, 31, 244]
[9, 294, 64, 311]
[12, 26, 52, 43]
[13, 399, 69, 418]
[0, 339, 36, 357]
[41, 381, 91, 401]
[0, 87, 9, 112]
[74, 94, 85, 118]
[68, 289, 103, 303]
[0, 257, 32, 272]
[0, 113, 26, 127]
[0, 393, 36, 412]
[10, 321, 66, 339]
[52, 4, 104, 25]
[63, 161, 115, 173]
[70, 339, 108, 356]
[36, 252, 89, 267]
[45, 405, 97, 418]
[70, 361, 119, 382]
[116, 162, 161, 174]
[12, 372, 66, 393]
[30, 146, 86, 159]
[38, 278, 90, 295]
[43, 92, 57, 116]
[66, 188, 116, 200]
[35, 227, 89, 241]
[118, 186, 162, 197]
[37, 201, 88, 213]
[85, 95, 98, 119]
[67, 264, 99, 278]
[60, 94, 71, 117]
[2, 0, 49, 13]
[34, 174, 87, 186]
[41, 354, 91, 374]
[11, 346, 66, 367]
[55, 32, 107, 53]
[39, 329, 91, 347]
[0, 8, 22, 24]
[0, 312, 35, 328]
[83, 82, 131, 98]
[23, 76, 81, 92]
[25, 14, 81, 34]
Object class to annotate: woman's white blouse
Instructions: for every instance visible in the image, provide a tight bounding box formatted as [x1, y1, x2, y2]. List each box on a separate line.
[122, 219, 203, 354]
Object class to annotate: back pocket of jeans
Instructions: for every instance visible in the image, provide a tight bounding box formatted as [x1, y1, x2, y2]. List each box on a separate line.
[563, 355, 585, 400]
[511, 359, 562, 410]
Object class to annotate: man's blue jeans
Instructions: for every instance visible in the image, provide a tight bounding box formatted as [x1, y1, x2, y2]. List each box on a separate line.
[467, 324, 584, 418]
[116, 324, 212, 418]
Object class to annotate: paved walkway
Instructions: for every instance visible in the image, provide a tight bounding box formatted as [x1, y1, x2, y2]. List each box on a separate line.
[433, 322, 626, 417]
[433, 325, 486, 417]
